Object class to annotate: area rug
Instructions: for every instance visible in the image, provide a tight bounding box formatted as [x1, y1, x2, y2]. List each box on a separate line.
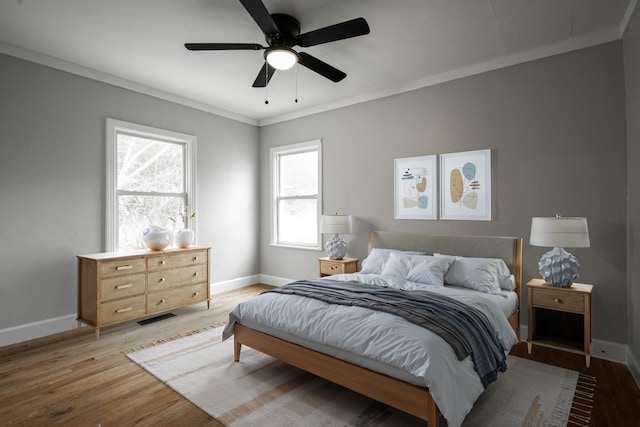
[126, 327, 595, 426]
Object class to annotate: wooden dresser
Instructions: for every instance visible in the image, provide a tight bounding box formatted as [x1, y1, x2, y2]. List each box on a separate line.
[77, 247, 210, 338]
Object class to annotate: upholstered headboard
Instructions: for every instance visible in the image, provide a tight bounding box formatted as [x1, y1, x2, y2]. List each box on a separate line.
[368, 230, 523, 299]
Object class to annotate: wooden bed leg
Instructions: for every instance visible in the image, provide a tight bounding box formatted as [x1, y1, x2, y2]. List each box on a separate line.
[426, 395, 440, 427]
[234, 339, 241, 362]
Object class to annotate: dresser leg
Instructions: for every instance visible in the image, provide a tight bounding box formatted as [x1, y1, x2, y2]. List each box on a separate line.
[95, 328, 100, 340]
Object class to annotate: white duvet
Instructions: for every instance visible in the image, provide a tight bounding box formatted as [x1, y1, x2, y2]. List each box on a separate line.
[223, 274, 518, 427]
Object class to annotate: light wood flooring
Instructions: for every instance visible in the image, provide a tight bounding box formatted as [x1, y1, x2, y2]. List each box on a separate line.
[1, 284, 639, 426]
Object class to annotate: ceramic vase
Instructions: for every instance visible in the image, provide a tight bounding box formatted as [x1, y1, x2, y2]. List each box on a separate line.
[141, 225, 172, 251]
[175, 228, 194, 248]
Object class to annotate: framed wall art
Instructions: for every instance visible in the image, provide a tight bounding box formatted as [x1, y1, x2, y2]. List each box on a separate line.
[394, 155, 437, 220]
[440, 149, 491, 221]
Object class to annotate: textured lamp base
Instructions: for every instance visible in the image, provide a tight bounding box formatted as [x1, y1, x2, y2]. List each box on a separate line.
[538, 247, 580, 287]
[325, 234, 347, 260]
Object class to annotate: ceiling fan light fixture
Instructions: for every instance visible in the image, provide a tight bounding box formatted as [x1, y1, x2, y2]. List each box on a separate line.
[266, 47, 298, 70]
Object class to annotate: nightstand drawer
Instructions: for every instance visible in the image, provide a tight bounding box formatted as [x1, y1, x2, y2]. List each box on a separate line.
[532, 289, 585, 313]
[320, 260, 349, 275]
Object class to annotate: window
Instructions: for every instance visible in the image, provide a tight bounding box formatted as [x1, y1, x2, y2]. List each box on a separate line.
[271, 140, 322, 249]
[106, 119, 196, 252]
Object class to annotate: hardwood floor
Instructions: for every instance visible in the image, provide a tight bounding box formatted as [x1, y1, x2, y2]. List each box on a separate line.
[1, 284, 639, 426]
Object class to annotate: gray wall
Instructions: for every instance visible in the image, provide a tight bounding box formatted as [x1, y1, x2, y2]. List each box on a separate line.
[624, 5, 640, 375]
[259, 42, 628, 345]
[0, 53, 260, 330]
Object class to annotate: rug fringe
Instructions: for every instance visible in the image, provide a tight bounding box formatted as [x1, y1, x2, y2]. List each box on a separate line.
[123, 323, 227, 354]
[569, 373, 596, 427]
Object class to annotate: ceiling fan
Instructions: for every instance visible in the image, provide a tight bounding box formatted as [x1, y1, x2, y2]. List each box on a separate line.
[185, 0, 370, 88]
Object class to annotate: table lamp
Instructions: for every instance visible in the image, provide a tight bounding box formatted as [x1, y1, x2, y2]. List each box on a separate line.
[320, 214, 352, 260]
[529, 215, 590, 287]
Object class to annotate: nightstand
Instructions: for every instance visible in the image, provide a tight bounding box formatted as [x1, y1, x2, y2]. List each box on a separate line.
[318, 257, 358, 277]
[527, 278, 593, 367]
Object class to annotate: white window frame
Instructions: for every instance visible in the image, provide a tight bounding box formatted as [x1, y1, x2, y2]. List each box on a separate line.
[270, 139, 322, 250]
[106, 118, 197, 252]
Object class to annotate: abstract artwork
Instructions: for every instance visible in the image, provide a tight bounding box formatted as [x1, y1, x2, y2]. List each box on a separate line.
[440, 149, 491, 221]
[394, 155, 437, 220]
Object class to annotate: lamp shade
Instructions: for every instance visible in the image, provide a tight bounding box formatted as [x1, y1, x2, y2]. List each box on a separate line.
[320, 215, 352, 235]
[266, 47, 298, 70]
[530, 217, 590, 248]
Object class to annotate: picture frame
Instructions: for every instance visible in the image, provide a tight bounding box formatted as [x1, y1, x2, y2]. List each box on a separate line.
[394, 155, 437, 220]
[440, 149, 491, 221]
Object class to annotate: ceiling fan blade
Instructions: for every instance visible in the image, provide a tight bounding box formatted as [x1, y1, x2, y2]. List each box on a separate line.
[185, 43, 263, 51]
[252, 62, 276, 87]
[295, 17, 369, 47]
[297, 52, 346, 82]
[239, 0, 280, 35]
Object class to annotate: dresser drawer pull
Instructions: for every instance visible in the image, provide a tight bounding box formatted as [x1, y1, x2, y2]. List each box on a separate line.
[116, 265, 133, 271]
[193, 256, 199, 261]
[554, 298, 562, 303]
[330, 266, 337, 270]
[159, 299, 166, 304]
[116, 284, 133, 290]
[116, 307, 133, 313]
[193, 272, 199, 277]
[193, 291, 200, 296]
[159, 278, 165, 282]
[160, 260, 166, 265]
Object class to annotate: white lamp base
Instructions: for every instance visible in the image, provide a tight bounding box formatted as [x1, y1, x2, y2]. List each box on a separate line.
[538, 247, 581, 287]
[325, 234, 347, 260]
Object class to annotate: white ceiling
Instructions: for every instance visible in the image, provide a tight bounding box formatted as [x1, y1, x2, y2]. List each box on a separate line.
[0, 0, 635, 125]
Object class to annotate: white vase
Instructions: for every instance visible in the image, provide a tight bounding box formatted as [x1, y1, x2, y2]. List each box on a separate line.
[141, 225, 173, 251]
[175, 228, 194, 248]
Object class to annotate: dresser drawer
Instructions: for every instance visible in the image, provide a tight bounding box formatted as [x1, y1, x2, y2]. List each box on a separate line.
[147, 282, 208, 314]
[100, 273, 146, 302]
[99, 295, 146, 325]
[100, 258, 146, 278]
[147, 264, 207, 291]
[147, 250, 208, 271]
[531, 289, 585, 313]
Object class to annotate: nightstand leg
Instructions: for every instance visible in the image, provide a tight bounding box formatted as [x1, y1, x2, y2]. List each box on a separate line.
[586, 354, 591, 368]
[527, 341, 532, 354]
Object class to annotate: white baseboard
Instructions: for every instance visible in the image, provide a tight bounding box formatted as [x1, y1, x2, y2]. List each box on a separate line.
[0, 313, 81, 348]
[210, 274, 261, 294]
[259, 274, 295, 287]
[0, 276, 261, 348]
[519, 325, 628, 365]
[628, 348, 640, 388]
[593, 339, 628, 363]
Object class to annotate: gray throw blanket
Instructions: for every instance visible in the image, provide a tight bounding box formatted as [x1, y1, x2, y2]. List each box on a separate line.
[265, 279, 507, 388]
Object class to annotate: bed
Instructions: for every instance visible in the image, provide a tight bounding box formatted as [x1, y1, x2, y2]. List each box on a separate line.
[223, 231, 522, 427]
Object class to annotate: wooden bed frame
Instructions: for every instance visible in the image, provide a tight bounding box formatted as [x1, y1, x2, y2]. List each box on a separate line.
[233, 231, 523, 426]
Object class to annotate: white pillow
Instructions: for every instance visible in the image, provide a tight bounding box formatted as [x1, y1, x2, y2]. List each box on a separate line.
[500, 274, 516, 291]
[381, 253, 455, 287]
[360, 248, 425, 274]
[436, 254, 512, 294]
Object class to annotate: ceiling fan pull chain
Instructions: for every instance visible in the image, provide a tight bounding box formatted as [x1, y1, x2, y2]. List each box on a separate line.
[264, 62, 269, 104]
[295, 63, 298, 103]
